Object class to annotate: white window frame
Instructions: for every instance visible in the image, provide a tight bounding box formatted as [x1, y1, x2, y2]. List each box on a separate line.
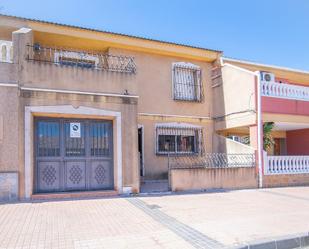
[155, 123, 203, 156]
[172, 62, 202, 102]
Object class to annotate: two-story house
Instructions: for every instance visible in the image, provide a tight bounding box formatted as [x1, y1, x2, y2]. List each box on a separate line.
[0, 14, 227, 200]
[1, 14, 308, 202]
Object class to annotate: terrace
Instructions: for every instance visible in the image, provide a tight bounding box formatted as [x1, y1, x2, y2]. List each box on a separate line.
[261, 80, 309, 102]
[26, 44, 136, 74]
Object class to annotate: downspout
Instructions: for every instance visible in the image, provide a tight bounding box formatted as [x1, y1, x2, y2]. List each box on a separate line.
[256, 71, 263, 188]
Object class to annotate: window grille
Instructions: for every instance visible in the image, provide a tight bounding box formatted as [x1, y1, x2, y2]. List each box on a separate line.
[156, 124, 204, 155]
[173, 62, 202, 102]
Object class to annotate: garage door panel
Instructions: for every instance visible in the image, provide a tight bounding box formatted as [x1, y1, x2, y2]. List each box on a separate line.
[37, 161, 61, 192]
[65, 161, 86, 191]
[35, 118, 114, 193]
[89, 122, 112, 157]
[90, 160, 113, 190]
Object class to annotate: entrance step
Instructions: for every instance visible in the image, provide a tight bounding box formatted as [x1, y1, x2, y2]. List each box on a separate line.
[141, 180, 169, 193]
[31, 190, 118, 200]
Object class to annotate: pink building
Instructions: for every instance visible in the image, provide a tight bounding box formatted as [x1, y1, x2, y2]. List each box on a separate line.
[219, 58, 309, 188]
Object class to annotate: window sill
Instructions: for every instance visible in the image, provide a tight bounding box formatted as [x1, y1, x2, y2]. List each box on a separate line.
[156, 152, 199, 157]
[173, 98, 202, 103]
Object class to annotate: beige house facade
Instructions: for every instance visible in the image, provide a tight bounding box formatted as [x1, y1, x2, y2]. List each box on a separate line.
[0, 15, 308, 201]
[0, 15, 227, 200]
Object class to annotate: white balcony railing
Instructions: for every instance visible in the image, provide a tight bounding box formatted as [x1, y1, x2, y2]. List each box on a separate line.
[0, 40, 13, 63]
[264, 154, 309, 175]
[261, 80, 309, 101]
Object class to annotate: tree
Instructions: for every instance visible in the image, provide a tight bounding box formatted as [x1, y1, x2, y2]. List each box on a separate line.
[263, 122, 275, 151]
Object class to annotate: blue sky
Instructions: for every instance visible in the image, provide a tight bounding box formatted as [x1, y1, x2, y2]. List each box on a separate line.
[1, 0, 308, 70]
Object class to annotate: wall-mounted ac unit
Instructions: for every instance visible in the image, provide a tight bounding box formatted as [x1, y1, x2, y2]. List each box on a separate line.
[260, 71, 275, 82]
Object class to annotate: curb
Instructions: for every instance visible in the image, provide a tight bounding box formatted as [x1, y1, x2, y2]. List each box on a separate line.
[231, 233, 309, 249]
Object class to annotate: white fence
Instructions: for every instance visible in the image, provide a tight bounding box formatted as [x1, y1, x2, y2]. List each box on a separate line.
[0, 40, 13, 63]
[264, 153, 309, 175]
[261, 80, 309, 102]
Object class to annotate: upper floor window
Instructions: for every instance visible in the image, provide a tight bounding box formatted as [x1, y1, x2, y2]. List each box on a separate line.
[172, 62, 202, 102]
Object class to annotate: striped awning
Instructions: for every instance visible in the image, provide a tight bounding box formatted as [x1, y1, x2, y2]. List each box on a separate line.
[156, 123, 202, 136]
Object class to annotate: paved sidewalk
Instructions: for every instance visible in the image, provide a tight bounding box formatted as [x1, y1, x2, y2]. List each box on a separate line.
[0, 187, 309, 249]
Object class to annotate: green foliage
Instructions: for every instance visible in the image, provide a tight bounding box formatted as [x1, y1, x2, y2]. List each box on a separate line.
[263, 122, 275, 150]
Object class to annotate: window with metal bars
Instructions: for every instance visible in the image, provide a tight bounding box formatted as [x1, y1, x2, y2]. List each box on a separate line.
[37, 121, 60, 157]
[156, 124, 204, 155]
[172, 62, 202, 102]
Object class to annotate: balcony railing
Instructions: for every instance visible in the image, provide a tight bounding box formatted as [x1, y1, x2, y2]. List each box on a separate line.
[261, 80, 309, 101]
[168, 153, 255, 169]
[264, 155, 309, 175]
[0, 40, 13, 63]
[26, 44, 136, 74]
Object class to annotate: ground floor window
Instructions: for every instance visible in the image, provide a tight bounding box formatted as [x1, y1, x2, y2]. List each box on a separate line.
[156, 124, 203, 155]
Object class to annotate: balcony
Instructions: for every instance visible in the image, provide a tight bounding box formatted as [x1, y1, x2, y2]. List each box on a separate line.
[261, 80, 309, 101]
[264, 155, 309, 175]
[25, 44, 136, 74]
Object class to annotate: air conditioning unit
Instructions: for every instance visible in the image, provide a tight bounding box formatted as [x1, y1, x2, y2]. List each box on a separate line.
[260, 72, 275, 82]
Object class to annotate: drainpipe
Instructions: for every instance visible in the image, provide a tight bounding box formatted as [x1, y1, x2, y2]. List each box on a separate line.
[256, 71, 263, 188]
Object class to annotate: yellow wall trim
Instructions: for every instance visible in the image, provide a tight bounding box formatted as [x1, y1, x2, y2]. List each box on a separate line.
[29, 22, 220, 62]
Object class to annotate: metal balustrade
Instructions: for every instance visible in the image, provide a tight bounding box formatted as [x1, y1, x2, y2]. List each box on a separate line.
[168, 153, 255, 169]
[26, 44, 136, 74]
[264, 155, 309, 175]
[261, 80, 309, 101]
[0, 40, 13, 63]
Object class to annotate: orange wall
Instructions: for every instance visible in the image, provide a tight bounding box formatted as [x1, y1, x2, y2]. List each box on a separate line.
[286, 129, 309, 155]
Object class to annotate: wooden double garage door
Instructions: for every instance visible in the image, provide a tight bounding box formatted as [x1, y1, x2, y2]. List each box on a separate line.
[34, 118, 114, 193]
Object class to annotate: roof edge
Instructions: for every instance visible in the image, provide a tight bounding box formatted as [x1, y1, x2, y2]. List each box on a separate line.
[223, 57, 309, 75]
[0, 14, 222, 54]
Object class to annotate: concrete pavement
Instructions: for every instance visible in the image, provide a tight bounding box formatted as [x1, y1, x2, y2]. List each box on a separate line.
[0, 187, 309, 248]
